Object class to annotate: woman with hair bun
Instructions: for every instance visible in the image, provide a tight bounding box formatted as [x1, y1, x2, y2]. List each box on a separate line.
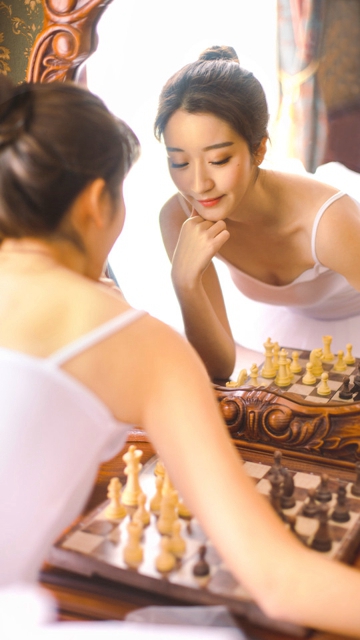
[1, 76, 360, 637]
[156, 46, 360, 381]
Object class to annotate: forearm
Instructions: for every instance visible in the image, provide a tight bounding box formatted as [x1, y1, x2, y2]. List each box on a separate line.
[174, 278, 235, 380]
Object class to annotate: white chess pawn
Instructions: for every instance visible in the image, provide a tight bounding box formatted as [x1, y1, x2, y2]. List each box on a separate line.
[155, 536, 176, 573]
[290, 351, 302, 374]
[302, 362, 316, 385]
[133, 492, 150, 527]
[334, 350, 347, 372]
[317, 372, 331, 396]
[123, 520, 143, 568]
[345, 343, 356, 365]
[157, 490, 178, 536]
[150, 474, 164, 515]
[104, 477, 127, 520]
[170, 520, 186, 558]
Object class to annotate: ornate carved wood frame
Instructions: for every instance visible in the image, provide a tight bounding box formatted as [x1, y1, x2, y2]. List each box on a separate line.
[26, 0, 113, 83]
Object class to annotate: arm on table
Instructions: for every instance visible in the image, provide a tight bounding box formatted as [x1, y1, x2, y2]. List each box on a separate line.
[160, 195, 235, 381]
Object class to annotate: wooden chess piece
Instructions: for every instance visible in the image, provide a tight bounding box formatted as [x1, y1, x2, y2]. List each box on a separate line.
[123, 520, 143, 568]
[250, 363, 259, 386]
[302, 362, 316, 385]
[322, 335, 334, 362]
[155, 535, 176, 573]
[351, 461, 360, 497]
[261, 337, 276, 379]
[311, 504, 332, 552]
[275, 349, 291, 387]
[331, 484, 350, 523]
[133, 492, 151, 527]
[353, 365, 360, 392]
[269, 450, 284, 478]
[301, 488, 319, 518]
[193, 544, 210, 584]
[290, 350, 302, 374]
[280, 469, 296, 509]
[150, 474, 164, 515]
[121, 445, 143, 507]
[226, 368, 248, 388]
[315, 474, 332, 502]
[170, 520, 186, 558]
[309, 348, 323, 377]
[317, 372, 331, 396]
[339, 376, 354, 400]
[344, 343, 356, 365]
[269, 470, 284, 518]
[334, 350, 347, 372]
[157, 490, 178, 535]
[272, 342, 280, 371]
[104, 477, 127, 520]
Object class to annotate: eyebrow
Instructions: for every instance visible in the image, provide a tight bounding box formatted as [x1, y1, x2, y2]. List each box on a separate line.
[166, 141, 234, 152]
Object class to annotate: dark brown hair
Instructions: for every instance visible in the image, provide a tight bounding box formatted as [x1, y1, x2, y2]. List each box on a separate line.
[154, 45, 269, 155]
[0, 77, 139, 240]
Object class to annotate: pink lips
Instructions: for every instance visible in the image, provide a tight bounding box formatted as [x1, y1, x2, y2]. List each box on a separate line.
[197, 196, 223, 208]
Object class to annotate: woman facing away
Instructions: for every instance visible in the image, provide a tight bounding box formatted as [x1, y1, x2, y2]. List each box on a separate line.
[156, 46, 360, 382]
[1, 76, 360, 637]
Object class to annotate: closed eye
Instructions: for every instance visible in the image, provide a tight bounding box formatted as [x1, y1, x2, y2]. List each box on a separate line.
[211, 156, 231, 166]
[169, 160, 188, 169]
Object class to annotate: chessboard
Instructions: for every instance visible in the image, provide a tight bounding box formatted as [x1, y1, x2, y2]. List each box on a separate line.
[228, 343, 360, 405]
[47, 448, 360, 637]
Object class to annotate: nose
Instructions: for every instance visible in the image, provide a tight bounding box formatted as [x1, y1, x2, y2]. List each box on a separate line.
[191, 162, 214, 195]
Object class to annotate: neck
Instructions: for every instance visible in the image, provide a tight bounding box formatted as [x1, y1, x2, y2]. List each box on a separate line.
[0, 238, 102, 280]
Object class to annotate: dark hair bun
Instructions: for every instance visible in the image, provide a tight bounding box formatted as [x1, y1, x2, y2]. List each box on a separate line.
[198, 45, 239, 64]
[0, 77, 32, 148]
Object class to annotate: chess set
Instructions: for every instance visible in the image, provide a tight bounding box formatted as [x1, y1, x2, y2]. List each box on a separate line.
[47, 446, 360, 637]
[226, 337, 360, 405]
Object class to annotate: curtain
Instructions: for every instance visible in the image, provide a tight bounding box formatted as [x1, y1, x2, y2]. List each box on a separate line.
[276, 0, 360, 174]
[276, 0, 327, 173]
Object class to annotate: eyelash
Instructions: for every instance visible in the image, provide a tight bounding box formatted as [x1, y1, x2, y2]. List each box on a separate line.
[170, 156, 231, 169]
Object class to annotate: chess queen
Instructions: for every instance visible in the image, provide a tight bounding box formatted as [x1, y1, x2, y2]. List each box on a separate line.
[1, 76, 360, 637]
[155, 46, 360, 381]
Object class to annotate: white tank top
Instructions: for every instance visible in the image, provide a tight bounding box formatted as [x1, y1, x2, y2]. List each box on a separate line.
[0, 307, 146, 586]
[179, 192, 360, 320]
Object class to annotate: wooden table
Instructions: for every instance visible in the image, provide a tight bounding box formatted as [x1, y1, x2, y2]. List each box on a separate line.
[39, 429, 360, 640]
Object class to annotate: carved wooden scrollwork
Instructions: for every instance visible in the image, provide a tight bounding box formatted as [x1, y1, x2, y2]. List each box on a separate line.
[26, 0, 113, 83]
[216, 385, 360, 466]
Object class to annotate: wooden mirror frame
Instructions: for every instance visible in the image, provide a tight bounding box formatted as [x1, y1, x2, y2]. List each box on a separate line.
[26, 0, 113, 83]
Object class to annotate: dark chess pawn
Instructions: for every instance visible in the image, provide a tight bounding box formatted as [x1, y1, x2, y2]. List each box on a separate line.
[352, 364, 360, 391]
[280, 469, 296, 509]
[351, 461, 360, 497]
[269, 450, 284, 479]
[269, 469, 284, 517]
[193, 544, 210, 578]
[315, 473, 332, 502]
[339, 375, 354, 400]
[302, 488, 319, 518]
[311, 504, 332, 552]
[331, 484, 350, 523]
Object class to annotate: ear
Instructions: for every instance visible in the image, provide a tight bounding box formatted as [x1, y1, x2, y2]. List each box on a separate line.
[71, 178, 110, 232]
[254, 136, 267, 166]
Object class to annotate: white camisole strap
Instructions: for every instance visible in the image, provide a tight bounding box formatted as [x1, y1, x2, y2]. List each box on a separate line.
[311, 191, 346, 263]
[47, 308, 147, 367]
